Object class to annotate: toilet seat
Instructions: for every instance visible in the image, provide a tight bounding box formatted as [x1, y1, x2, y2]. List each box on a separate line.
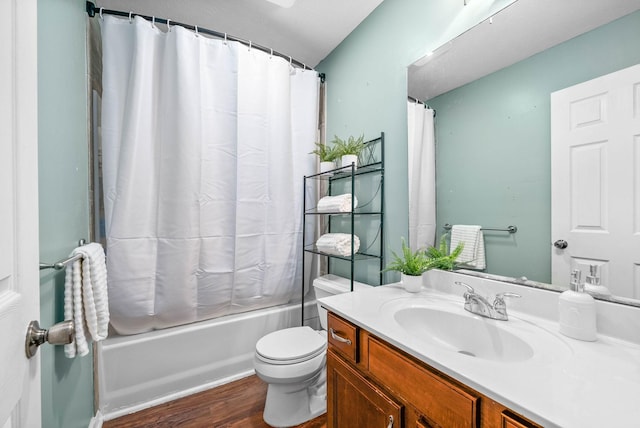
[256, 326, 327, 365]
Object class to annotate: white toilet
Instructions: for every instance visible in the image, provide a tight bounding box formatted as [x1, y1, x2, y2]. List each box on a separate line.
[254, 274, 370, 427]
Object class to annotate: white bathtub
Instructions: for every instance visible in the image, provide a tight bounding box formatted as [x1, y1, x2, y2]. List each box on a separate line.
[97, 300, 319, 420]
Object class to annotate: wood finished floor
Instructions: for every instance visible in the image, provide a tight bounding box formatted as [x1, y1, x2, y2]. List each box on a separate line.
[103, 375, 327, 428]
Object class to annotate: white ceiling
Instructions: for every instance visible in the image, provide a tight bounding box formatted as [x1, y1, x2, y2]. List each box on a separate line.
[408, 0, 640, 101]
[95, 0, 384, 68]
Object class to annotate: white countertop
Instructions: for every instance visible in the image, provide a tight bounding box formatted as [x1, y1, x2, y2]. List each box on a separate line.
[319, 280, 640, 428]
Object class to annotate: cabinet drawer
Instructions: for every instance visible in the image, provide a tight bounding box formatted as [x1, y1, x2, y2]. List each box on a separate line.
[501, 411, 543, 428]
[327, 313, 358, 363]
[367, 336, 479, 428]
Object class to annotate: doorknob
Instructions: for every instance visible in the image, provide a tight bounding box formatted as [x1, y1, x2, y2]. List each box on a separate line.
[554, 240, 568, 249]
[25, 320, 74, 359]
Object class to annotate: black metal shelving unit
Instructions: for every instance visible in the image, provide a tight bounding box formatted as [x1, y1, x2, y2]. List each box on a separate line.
[301, 133, 385, 325]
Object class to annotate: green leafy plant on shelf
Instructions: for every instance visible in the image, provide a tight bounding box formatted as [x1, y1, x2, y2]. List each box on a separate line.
[309, 142, 339, 162]
[331, 134, 366, 157]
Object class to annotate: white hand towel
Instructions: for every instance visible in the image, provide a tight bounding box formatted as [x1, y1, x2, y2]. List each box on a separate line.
[317, 194, 358, 213]
[316, 233, 360, 257]
[64, 242, 109, 358]
[450, 225, 486, 270]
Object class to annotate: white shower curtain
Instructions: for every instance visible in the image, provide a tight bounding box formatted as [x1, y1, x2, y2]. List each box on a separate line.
[101, 16, 319, 335]
[407, 101, 436, 251]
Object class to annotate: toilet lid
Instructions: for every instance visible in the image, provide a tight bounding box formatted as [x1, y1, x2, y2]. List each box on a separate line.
[256, 326, 326, 364]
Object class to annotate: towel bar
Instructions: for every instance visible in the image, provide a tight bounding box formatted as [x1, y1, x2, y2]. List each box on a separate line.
[443, 224, 517, 233]
[40, 239, 87, 270]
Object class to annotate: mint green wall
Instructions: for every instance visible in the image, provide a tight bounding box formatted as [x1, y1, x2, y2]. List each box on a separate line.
[38, 1, 93, 427]
[317, 0, 516, 282]
[429, 10, 640, 283]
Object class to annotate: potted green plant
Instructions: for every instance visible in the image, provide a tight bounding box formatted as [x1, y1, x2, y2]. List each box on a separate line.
[310, 142, 339, 173]
[331, 134, 366, 169]
[383, 238, 429, 292]
[383, 236, 464, 293]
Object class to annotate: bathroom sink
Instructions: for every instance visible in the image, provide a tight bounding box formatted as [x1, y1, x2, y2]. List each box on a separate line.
[394, 306, 534, 362]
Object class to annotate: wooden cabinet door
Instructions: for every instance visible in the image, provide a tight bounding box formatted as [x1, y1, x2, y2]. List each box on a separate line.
[327, 350, 402, 428]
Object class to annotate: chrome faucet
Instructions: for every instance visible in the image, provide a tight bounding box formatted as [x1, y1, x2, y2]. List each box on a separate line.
[454, 281, 521, 321]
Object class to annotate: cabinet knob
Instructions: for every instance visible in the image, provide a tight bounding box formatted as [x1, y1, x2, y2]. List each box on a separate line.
[387, 415, 394, 428]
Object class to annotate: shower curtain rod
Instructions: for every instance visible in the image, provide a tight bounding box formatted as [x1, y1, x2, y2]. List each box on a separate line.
[408, 96, 436, 117]
[85, 1, 322, 77]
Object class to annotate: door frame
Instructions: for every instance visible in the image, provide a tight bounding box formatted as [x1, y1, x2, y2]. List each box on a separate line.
[0, 0, 41, 426]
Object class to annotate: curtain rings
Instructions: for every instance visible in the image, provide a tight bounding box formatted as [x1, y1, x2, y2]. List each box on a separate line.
[167, 19, 171, 31]
[270, 48, 273, 59]
[128, 11, 133, 23]
[248, 41, 252, 52]
[194, 25, 199, 37]
[224, 33, 228, 45]
[151, 16, 155, 28]
[99, 7, 103, 19]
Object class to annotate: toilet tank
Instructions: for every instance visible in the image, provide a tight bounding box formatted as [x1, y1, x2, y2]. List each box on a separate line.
[313, 274, 371, 330]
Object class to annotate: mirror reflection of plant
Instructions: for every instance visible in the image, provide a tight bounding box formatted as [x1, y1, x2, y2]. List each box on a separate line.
[423, 235, 464, 271]
[383, 236, 464, 276]
[331, 134, 366, 157]
[310, 142, 339, 162]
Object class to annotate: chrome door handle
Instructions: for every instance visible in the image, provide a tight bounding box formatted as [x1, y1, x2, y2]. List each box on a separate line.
[25, 320, 74, 359]
[554, 239, 568, 249]
[329, 328, 352, 345]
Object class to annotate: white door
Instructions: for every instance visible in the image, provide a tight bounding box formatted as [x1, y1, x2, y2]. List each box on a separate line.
[551, 63, 640, 299]
[0, 0, 41, 427]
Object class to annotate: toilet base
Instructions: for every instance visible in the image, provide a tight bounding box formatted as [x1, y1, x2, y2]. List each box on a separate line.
[262, 369, 327, 428]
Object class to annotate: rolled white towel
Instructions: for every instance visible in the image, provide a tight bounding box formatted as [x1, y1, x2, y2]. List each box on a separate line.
[317, 194, 358, 213]
[316, 233, 360, 257]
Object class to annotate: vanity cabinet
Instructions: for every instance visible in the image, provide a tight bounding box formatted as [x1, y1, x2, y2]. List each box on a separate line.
[327, 312, 543, 428]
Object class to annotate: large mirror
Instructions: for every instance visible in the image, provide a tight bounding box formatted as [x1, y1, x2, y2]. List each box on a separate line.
[408, 0, 640, 306]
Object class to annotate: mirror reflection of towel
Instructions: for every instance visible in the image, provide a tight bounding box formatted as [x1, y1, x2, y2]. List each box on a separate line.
[450, 225, 486, 270]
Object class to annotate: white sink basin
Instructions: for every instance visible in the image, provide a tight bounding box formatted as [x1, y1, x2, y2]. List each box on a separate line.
[381, 296, 572, 364]
[394, 306, 534, 362]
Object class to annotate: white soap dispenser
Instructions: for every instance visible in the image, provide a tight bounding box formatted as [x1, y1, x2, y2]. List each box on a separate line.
[558, 269, 597, 341]
[584, 264, 612, 297]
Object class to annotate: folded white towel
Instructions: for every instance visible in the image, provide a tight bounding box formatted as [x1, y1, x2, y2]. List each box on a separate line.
[450, 225, 486, 270]
[316, 233, 360, 257]
[64, 242, 109, 358]
[317, 194, 358, 213]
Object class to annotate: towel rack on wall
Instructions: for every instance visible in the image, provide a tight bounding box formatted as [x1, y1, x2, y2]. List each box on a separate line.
[39, 239, 87, 270]
[443, 224, 518, 233]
